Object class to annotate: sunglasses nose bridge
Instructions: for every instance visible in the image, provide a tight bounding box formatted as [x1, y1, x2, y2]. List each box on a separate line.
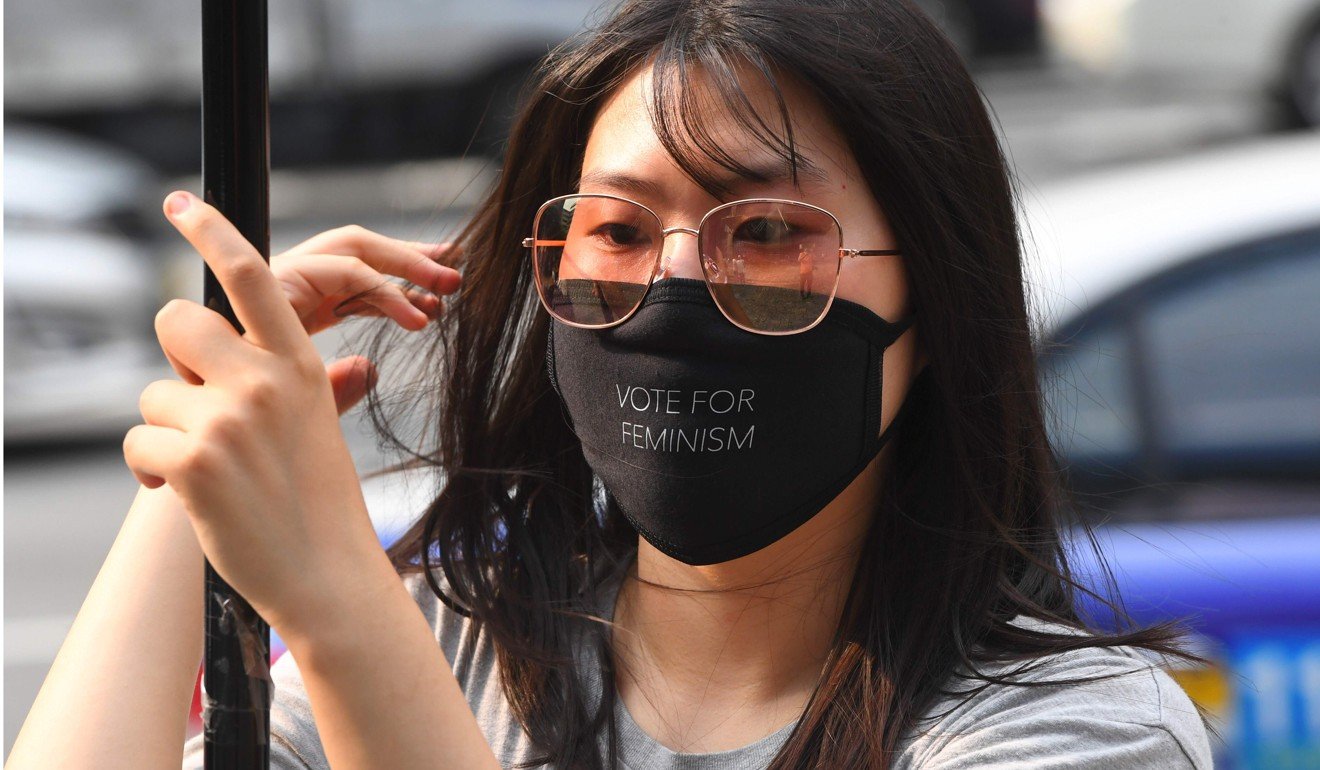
[655, 226, 704, 280]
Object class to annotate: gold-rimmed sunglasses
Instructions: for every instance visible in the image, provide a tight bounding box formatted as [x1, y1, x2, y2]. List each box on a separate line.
[523, 193, 903, 335]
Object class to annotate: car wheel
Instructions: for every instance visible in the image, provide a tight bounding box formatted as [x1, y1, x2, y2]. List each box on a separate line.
[1284, 20, 1320, 127]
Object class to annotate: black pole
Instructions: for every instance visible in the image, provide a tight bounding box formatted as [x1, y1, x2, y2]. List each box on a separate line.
[200, 1, 272, 767]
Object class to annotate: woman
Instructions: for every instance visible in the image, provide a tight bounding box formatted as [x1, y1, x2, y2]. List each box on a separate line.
[9, 1, 1213, 768]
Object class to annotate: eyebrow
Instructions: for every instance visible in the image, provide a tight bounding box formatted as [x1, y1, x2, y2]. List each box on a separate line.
[577, 160, 831, 201]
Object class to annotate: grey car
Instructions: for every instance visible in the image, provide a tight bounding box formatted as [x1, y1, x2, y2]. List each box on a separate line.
[4, 125, 175, 444]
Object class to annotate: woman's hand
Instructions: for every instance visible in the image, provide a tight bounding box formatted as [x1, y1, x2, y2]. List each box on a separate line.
[123, 190, 393, 638]
[271, 225, 462, 337]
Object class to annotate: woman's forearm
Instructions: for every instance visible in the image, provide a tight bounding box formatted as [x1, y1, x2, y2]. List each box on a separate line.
[278, 550, 501, 770]
[6, 483, 205, 770]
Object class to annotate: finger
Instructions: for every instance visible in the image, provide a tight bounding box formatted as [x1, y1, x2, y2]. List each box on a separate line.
[366, 237, 461, 295]
[325, 356, 377, 415]
[155, 298, 251, 386]
[275, 225, 462, 295]
[139, 378, 214, 431]
[161, 345, 204, 386]
[279, 254, 433, 330]
[164, 191, 309, 355]
[403, 286, 444, 320]
[277, 226, 456, 264]
[123, 423, 190, 489]
[406, 240, 466, 269]
[335, 283, 434, 330]
[331, 289, 437, 326]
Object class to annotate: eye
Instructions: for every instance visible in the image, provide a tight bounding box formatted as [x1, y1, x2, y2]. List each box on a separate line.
[588, 222, 647, 248]
[734, 217, 796, 245]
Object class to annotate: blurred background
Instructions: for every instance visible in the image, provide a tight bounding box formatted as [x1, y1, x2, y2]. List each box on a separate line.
[5, 0, 1319, 767]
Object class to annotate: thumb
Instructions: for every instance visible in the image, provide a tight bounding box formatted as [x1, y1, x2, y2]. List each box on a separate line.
[324, 356, 377, 415]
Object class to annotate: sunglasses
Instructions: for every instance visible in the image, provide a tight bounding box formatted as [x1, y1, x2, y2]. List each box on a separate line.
[523, 193, 904, 335]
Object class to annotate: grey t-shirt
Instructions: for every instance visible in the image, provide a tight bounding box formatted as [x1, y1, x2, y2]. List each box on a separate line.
[182, 566, 1213, 769]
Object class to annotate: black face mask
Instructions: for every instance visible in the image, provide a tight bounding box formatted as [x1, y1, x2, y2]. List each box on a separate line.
[546, 277, 917, 566]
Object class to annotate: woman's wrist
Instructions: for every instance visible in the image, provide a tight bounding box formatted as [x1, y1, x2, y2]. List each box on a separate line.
[274, 543, 410, 663]
[265, 543, 500, 770]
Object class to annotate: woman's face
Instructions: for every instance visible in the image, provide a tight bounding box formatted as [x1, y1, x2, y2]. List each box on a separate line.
[579, 60, 924, 432]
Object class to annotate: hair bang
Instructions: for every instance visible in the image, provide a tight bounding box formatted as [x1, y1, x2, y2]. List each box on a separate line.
[646, 41, 823, 199]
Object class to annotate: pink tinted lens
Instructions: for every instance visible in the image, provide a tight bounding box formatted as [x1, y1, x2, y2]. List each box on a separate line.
[699, 201, 841, 332]
[532, 196, 661, 326]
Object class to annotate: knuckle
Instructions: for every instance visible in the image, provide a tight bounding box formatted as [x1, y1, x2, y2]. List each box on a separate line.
[154, 298, 190, 335]
[191, 213, 226, 244]
[138, 380, 163, 414]
[356, 264, 387, 290]
[225, 256, 268, 286]
[292, 354, 328, 383]
[203, 409, 246, 444]
[335, 253, 372, 278]
[156, 298, 185, 322]
[239, 373, 281, 409]
[123, 427, 153, 472]
[122, 424, 143, 455]
[335, 223, 369, 241]
[178, 441, 218, 479]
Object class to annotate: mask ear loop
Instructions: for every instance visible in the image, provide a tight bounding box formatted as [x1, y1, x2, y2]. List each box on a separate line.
[876, 358, 928, 446]
[881, 313, 917, 346]
[869, 314, 921, 448]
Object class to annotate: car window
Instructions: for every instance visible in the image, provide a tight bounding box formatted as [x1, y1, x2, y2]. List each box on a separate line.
[1039, 319, 1142, 462]
[1142, 231, 1320, 457]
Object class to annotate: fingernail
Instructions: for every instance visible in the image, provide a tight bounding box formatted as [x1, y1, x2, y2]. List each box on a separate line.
[166, 191, 192, 217]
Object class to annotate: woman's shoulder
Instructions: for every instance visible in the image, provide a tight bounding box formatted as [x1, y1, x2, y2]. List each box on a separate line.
[894, 616, 1215, 769]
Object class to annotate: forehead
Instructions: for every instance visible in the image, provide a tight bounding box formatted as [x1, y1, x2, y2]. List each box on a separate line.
[579, 58, 858, 201]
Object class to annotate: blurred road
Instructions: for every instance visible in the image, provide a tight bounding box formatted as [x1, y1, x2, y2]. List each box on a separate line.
[2, 63, 1281, 753]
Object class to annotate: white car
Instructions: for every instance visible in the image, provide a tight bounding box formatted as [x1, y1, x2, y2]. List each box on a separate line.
[1041, 0, 1320, 126]
[1018, 130, 1320, 476]
[4, 126, 176, 444]
[1018, 132, 1320, 768]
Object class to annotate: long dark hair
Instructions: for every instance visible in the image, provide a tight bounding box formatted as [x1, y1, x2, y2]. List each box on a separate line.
[351, 0, 1202, 766]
